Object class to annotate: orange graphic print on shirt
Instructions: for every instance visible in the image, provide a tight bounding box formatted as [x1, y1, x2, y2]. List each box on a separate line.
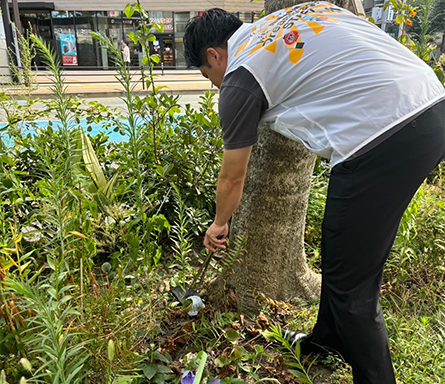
[235, 2, 346, 65]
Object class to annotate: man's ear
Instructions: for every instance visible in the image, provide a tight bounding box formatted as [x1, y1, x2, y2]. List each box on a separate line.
[206, 47, 225, 66]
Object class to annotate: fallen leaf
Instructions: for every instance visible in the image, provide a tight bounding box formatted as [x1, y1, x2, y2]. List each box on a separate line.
[256, 312, 269, 329]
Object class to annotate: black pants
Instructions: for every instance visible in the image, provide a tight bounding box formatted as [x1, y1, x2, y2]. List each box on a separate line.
[312, 100, 445, 384]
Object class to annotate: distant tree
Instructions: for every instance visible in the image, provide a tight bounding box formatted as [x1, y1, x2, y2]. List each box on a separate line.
[429, 0, 445, 33]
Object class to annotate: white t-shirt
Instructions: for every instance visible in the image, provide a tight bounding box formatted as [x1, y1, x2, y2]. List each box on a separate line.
[123, 46, 130, 63]
[225, 1, 445, 166]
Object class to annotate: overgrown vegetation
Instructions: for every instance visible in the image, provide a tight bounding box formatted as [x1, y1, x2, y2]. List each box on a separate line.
[385, 0, 445, 82]
[0, 2, 445, 383]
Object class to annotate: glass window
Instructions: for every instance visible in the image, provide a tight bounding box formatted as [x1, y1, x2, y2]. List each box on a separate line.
[52, 11, 77, 66]
[174, 12, 198, 68]
[175, 36, 186, 68]
[52, 11, 74, 35]
[36, 13, 54, 52]
[97, 12, 123, 68]
[20, 13, 53, 59]
[36, 13, 52, 37]
[123, 18, 141, 66]
[21, 13, 38, 66]
[174, 12, 189, 34]
[239, 12, 253, 23]
[21, 13, 37, 34]
[75, 11, 99, 66]
[162, 37, 174, 66]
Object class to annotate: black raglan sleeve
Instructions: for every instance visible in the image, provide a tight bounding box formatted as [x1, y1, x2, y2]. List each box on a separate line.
[218, 66, 269, 150]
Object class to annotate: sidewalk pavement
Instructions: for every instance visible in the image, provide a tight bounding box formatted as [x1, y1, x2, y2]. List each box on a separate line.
[3, 69, 217, 99]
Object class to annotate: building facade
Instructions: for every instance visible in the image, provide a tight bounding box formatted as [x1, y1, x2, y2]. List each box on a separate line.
[9, 0, 264, 68]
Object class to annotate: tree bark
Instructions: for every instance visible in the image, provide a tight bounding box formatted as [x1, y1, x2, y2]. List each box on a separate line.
[218, 0, 363, 314]
[226, 124, 320, 314]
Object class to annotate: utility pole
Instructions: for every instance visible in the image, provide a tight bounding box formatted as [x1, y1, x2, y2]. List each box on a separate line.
[381, 6, 388, 32]
[351, 0, 365, 15]
[11, 0, 22, 34]
[1, 0, 14, 51]
[0, 0, 17, 81]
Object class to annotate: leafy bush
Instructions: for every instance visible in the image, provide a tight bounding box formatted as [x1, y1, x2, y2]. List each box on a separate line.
[0, 6, 223, 382]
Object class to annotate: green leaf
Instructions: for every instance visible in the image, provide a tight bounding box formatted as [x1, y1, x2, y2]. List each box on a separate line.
[288, 369, 311, 383]
[195, 351, 208, 384]
[142, 56, 149, 66]
[1, 154, 14, 165]
[285, 362, 304, 368]
[124, 4, 135, 19]
[152, 22, 164, 33]
[163, 163, 173, 175]
[153, 350, 172, 363]
[156, 165, 165, 176]
[113, 375, 141, 384]
[215, 356, 230, 367]
[230, 346, 247, 361]
[59, 295, 73, 306]
[127, 32, 138, 44]
[47, 287, 57, 300]
[81, 129, 107, 188]
[47, 256, 55, 270]
[143, 363, 158, 379]
[396, 14, 404, 25]
[151, 373, 166, 384]
[155, 365, 172, 374]
[18, 261, 31, 273]
[89, 200, 98, 219]
[12, 171, 28, 176]
[224, 328, 239, 343]
[150, 55, 160, 64]
[233, 345, 249, 360]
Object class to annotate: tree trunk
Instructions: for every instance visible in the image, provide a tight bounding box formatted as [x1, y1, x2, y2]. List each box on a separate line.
[226, 124, 320, 314]
[219, 0, 363, 314]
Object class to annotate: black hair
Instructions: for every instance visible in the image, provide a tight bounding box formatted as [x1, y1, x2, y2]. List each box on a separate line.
[183, 8, 243, 68]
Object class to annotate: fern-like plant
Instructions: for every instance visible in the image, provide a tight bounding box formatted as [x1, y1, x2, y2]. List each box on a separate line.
[263, 324, 315, 384]
[5, 274, 87, 383]
[2, 33, 88, 384]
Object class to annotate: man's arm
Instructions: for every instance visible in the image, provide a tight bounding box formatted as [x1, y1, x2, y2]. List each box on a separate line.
[204, 67, 268, 252]
[204, 146, 252, 252]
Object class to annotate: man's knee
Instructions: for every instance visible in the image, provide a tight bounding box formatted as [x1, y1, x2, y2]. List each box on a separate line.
[324, 281, 382, 321]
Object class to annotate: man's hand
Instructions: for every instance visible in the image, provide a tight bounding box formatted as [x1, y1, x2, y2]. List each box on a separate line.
[204, 222, 229, 252]
[203, 146, 252, 253]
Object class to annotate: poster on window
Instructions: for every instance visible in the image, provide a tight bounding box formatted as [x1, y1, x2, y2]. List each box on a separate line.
[60, 34, 78, 65]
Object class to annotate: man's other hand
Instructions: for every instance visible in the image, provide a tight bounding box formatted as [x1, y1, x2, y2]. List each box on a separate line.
[204, 222, 229, 252]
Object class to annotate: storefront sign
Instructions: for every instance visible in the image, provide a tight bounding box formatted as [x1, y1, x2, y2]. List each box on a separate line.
[149, 18, 173, 31]
[60, 34, 78, 65]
